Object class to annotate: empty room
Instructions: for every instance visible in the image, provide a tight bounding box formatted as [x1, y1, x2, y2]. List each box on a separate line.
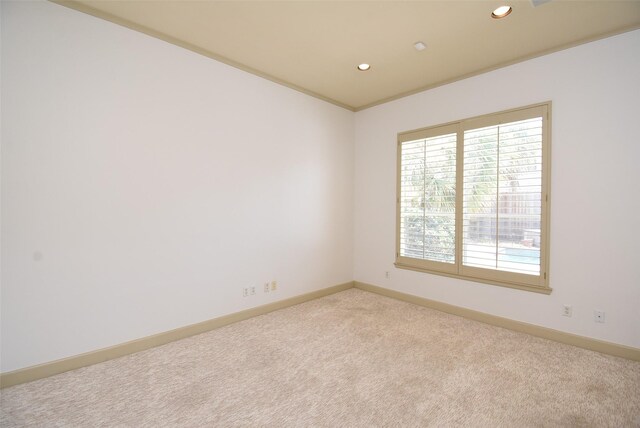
[1, 0, 639, 426]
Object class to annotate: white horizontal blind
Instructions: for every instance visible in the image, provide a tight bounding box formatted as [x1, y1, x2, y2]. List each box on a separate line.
[399, 133, 457, 264]
[462, 117, 543, 276]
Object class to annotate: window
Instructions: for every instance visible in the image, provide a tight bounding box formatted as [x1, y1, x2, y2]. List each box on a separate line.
[396, 103, 551, 293]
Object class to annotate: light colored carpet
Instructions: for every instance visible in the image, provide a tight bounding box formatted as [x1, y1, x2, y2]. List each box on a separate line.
[1, 288, 639, 427]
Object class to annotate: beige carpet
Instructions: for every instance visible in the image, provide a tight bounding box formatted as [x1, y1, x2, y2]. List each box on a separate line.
[1, 288, 639, 427]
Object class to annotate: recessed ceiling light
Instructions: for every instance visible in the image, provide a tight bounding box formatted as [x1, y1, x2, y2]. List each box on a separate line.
[491, 5, 512, 19]
[357, 63, 371, 71]
[414, 41, 427, 51]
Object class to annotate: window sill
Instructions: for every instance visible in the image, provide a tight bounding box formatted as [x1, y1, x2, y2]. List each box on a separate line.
[394, 262, 553, 295]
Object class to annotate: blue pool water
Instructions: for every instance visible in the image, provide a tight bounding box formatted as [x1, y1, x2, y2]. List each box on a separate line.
[500, 247, 540, 264]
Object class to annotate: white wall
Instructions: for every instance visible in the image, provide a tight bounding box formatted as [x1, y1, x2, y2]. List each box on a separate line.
[354, 29, 640, 349]
[1, 1, 354, 372]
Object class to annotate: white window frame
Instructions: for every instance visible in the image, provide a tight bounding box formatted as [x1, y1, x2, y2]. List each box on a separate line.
[395, 102, 551, 294]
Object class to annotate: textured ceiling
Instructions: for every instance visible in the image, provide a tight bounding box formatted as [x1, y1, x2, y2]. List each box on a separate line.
[55, 0, 640, 111]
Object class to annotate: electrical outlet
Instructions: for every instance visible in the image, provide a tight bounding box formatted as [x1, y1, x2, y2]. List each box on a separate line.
[250, 286, 256, 295]
[270, 280, 278, 291]
[243, 288, 249, 297]
[594, 310, 605, 323]
[562, 304, 572, 317]
[385, 271, 390, 279]
[264, 282, 270, 293]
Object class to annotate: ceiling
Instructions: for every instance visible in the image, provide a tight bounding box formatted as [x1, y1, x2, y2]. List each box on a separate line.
[55, 0, 640, 111]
